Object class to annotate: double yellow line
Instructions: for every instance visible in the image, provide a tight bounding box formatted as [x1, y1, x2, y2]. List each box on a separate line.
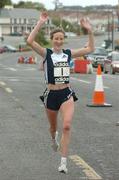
[69, 155, 102, 179]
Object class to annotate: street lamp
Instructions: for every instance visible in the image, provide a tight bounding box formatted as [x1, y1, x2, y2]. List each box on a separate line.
[111, 11, 114, 50]
[58, 2, 63, 27]
[111, 10, 116, 50]
[53, 0, 63, 27]
[107, 10, 110, 41]
[118, 0, 119, 31]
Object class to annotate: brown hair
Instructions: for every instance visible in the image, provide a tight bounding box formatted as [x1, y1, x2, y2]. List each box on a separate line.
[50, 28, 65, 39]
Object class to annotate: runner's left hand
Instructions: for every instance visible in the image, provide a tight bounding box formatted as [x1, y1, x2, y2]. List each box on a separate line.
[80, 17, 92, 32]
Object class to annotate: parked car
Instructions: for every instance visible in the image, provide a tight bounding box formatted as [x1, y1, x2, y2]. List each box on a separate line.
[0, 36, 4, 42]
[101, 39, 112, 49]
[65, 32, 77, 38]
[86, 47, 108, 70]
[103, 51, 119, 74]
[0, 47, 6, 53]
[18, 43, 31, 52]
[10, 32, 22, 36]
[2, 45, 18, 52]
[115, 45, 119, 51]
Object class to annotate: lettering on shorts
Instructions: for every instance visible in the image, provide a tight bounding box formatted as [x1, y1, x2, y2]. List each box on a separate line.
[55, 77, 69, 83]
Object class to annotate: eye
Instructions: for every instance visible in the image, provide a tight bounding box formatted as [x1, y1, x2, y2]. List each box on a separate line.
[54, 37, 58, 40]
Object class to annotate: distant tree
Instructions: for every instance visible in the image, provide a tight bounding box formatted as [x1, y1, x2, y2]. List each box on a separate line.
[52, 17, 60, 27]
[0, 0, 12, 8]
[52, 17, 79, 34]
[13, 1, 46, 10]
[33, 2, 46, 11]
[35, 30, 48, 46]
[14, 1, 25, 7]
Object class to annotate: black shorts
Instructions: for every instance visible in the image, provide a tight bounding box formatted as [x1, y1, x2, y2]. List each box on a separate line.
[39, 87, 78, 111]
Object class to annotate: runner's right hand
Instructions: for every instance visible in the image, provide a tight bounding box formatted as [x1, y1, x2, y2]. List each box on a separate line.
[40, 11, 48, 24]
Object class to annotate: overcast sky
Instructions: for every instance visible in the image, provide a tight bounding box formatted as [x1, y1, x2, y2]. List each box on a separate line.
[12, 0, 118, 9]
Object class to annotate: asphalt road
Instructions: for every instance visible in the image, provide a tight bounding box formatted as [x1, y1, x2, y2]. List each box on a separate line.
[0, 36, 119, 180]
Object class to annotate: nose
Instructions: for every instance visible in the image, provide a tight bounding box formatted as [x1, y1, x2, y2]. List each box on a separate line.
[57, 39, 61, 43]
[56, 40, 63, 45]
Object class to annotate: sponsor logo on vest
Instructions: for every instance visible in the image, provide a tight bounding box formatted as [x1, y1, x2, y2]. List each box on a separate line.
[54, 62, 69, 67]
[55, 77, 69, 82]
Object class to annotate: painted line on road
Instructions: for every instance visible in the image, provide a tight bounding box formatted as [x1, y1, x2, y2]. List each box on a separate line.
[5, 67, 17, 71]
[0, 81, 6, 86]
[71, 77, 110, 89]
[0, 81, 13, 93]
[9, 78, 19, 82]
[103, 86, 109, 89]
[12, 96, 20, 102]
[39, 104, 44, 107]
[69, 155, 102, 180]
[5, 87, 13, 93]
[71, 77, 91, 84]
[25, 68, 36, 71]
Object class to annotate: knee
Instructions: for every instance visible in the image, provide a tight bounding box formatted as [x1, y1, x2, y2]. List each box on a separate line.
[49, 126, 56, 133]
[63, 123, 71, 132]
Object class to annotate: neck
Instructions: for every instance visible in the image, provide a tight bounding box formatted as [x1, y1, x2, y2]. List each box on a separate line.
[52, 48, 62, 54]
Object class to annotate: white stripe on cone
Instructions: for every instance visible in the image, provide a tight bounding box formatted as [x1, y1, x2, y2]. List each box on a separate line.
[94, 75, 104, 91]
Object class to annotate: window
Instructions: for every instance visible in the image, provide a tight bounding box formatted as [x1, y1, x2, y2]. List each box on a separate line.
[24, 19, 26, 24]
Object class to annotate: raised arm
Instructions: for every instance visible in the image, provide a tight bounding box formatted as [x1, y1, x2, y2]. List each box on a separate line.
[71, 17, 94, 58]
[27, 11, 48, 58]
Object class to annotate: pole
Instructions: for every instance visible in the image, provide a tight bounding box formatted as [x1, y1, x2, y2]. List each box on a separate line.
[112, 11, 114, 50]
[118, 0, 119, 31]
[107, 10, 110, 40]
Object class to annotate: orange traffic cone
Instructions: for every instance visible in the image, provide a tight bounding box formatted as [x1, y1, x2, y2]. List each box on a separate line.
[87, 64, 112, 107]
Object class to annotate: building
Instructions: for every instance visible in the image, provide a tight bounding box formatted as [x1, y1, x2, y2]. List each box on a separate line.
[0, 6, 40, 36]
[0, 6, 118, 37]
[49, 9, 118, 33]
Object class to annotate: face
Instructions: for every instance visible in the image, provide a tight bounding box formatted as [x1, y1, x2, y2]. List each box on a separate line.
[51, 32, 64, 52]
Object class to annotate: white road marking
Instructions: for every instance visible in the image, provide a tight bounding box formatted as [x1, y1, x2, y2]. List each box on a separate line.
[71, 77, 110, 88]
[24, 68, 36, 71]
[0, 81, 6, 86]
[5, 87, 13, 93]
[9, 79, 19, 82]
[71, 77, 91, 84]
[103, 86, 109, 89]
[12, 96, 19, 102]
[0, 81, 13, 93]
[39, 104, 44, 107]
[5, 67, 17, 71]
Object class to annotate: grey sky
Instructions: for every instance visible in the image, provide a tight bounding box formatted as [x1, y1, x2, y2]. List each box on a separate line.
[12, 0, 117, 9]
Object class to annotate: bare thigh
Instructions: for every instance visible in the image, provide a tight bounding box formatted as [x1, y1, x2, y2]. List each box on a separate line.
[60, 97, 74, 125]
[46, 108, 58, 128]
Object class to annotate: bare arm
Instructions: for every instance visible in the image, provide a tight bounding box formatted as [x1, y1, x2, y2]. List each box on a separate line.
[27, 11, 48, 58]
[71, 17, 94, 58]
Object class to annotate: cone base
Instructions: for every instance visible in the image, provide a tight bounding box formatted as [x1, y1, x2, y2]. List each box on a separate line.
[87, 103, 112, 107]
[116, 122, 119, 126]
